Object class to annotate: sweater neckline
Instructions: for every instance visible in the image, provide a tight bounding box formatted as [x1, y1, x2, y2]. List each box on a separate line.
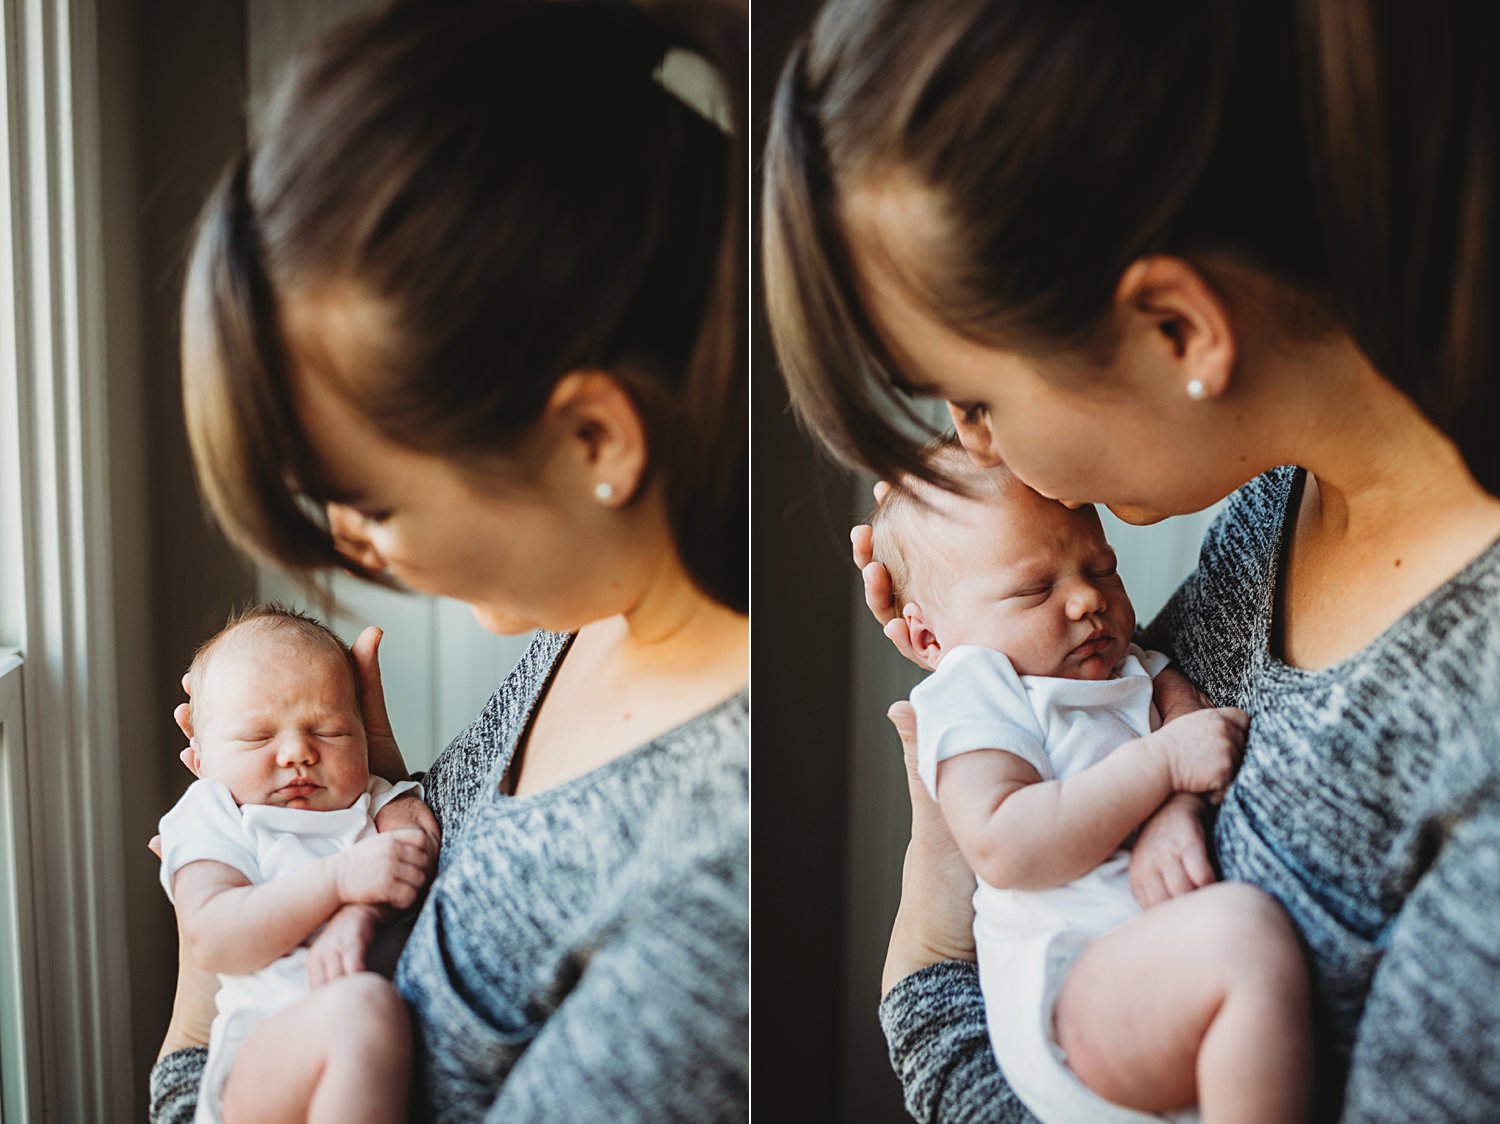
[491, 631, 746, 807]
[1258, 466, 1500, 684]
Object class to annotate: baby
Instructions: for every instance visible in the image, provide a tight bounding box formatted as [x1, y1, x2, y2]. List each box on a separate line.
[157, 604, 439, 1124]
[872, 440, 1311, 1124]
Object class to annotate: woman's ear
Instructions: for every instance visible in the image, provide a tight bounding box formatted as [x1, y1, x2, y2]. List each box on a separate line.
[542, 371, 649, 506]
[1115, 257, 1237, 401]
[904, 602, 944, 671]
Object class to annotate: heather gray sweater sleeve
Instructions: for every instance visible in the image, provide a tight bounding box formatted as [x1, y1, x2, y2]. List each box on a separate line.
[878, 963, 1035, 1123]
[1339, 761, 1500, 1121]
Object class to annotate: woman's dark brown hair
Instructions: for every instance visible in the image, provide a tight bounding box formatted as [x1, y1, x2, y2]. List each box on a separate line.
[183, 0, 746, 611]
[763, 0, 1500, 496]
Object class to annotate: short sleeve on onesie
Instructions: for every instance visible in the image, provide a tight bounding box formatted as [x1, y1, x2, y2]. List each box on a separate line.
[911, 645, 1170, 801]
[911, 647, 1050, 799]
[157, 779, 261, 902]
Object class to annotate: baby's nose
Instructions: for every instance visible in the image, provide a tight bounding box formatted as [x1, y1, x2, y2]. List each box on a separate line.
[1067, 583, 1107, 618]
[276, 734, 318, 766]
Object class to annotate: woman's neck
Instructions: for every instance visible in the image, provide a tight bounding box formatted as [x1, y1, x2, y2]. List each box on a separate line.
[1262, 335, 1500, 666]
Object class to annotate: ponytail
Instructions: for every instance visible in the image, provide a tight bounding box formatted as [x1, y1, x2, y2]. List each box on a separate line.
[635, 0, 747, 612]
[1301, 0, 1500, 493]
[181, 0, 747, 609]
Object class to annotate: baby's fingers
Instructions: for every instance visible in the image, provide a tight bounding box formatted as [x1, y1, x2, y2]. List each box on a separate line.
[1182, 845, 1216, 889]
[1215, 706, 1252, 733]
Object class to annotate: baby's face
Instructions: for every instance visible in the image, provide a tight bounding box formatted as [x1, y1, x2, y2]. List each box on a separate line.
[192, 630, 369, 810]
[922, 484, 1135, 680]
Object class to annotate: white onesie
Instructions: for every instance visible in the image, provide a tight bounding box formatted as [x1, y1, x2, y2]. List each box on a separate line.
[158, 774, 420, 1124]
[912, 643, 1199, 1124]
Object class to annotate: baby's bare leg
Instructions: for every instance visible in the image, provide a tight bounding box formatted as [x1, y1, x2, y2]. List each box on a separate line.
[221, 973, 410, 1124]
[1054, 883, 1311, 1124]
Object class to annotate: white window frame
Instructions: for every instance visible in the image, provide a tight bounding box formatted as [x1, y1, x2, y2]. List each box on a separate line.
[0, 0, 134, 1119]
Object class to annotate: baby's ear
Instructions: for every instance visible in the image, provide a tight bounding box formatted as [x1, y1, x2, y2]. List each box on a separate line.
[903, 602, 944, 672]
[181, 741, 202, 779]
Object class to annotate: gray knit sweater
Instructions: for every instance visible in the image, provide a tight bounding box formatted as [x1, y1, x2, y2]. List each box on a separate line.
[150, 630, 749, 1123]
[879, 466, 1500, 1122]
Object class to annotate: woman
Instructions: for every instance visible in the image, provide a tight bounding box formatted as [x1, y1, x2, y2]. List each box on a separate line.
[763, 0, 1500, 1120]
[150, 1, 747, 1121]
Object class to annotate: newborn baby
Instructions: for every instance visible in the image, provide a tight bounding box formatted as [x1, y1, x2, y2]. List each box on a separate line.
[872, 439, 1310, 1124]
[157, 604, 438, 1124]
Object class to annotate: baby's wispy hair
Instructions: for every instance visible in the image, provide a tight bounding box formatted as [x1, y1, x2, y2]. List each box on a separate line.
[867, 433, 1017, 609]
[185, 601, 363, 725]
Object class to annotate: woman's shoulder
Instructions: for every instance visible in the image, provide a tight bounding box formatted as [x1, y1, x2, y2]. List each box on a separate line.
[420, 630, 571, 829]
[1143, 468, 1295, 680]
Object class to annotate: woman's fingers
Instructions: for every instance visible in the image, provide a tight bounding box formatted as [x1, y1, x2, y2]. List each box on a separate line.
[352, 626, 408, 781]
[851, 524, 875, 570]
[352, 627, 394, 740]
[174, 702, 193, 741]
[882, 616, 921, 665]
[862, 561, 898, 625]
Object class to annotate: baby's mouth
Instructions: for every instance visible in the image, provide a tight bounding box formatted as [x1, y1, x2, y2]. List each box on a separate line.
[1070, 633, 1113, 661]
[276, 779, 321, 800]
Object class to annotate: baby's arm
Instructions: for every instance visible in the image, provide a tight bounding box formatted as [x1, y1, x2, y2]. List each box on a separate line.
[173, 829, 431, 975]
[374, 793, 440, 880]
[307, 795, 442, 985]
[938, 708, 1246, 891]
[1130, 667, 1219, 906]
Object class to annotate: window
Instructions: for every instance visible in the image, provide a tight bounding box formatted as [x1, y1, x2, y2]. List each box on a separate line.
[0, 0, 135, 1118]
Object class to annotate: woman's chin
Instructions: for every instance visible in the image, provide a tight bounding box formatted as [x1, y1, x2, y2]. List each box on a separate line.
[1104, 503, 1169, 526]
[469, 604, 536, 636]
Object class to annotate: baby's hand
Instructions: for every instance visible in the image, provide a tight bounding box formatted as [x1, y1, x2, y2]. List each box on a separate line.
[1148, 707, 1249, 802]
[1129, 794, 1216, 908]
[334, 828, 432, 909]
[306, 904, 381, 988]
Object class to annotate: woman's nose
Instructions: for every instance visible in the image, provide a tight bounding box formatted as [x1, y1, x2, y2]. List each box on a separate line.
[945, 404, 1004, 468]
[327, 503, 386, 573]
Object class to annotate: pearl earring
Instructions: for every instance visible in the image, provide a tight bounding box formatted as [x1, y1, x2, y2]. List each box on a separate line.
[594, 482, 615, 503]
[1186, 379, 1208, 401]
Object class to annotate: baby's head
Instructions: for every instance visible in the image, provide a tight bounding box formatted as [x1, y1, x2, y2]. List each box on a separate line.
[184, 604, 369, 810]
[870, 438, 1135, 680]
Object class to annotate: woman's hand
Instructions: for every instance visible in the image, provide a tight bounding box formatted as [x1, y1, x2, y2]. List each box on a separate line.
[853, 481, 925, 667]
[148, 835, 219, 1058]
[882, 701, 979, 997]
[351, 626, 409, 783]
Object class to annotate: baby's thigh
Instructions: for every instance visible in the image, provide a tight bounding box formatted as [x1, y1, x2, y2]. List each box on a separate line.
[221, 973, 410, 1124]
[1053, 883, 1303, 1112]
